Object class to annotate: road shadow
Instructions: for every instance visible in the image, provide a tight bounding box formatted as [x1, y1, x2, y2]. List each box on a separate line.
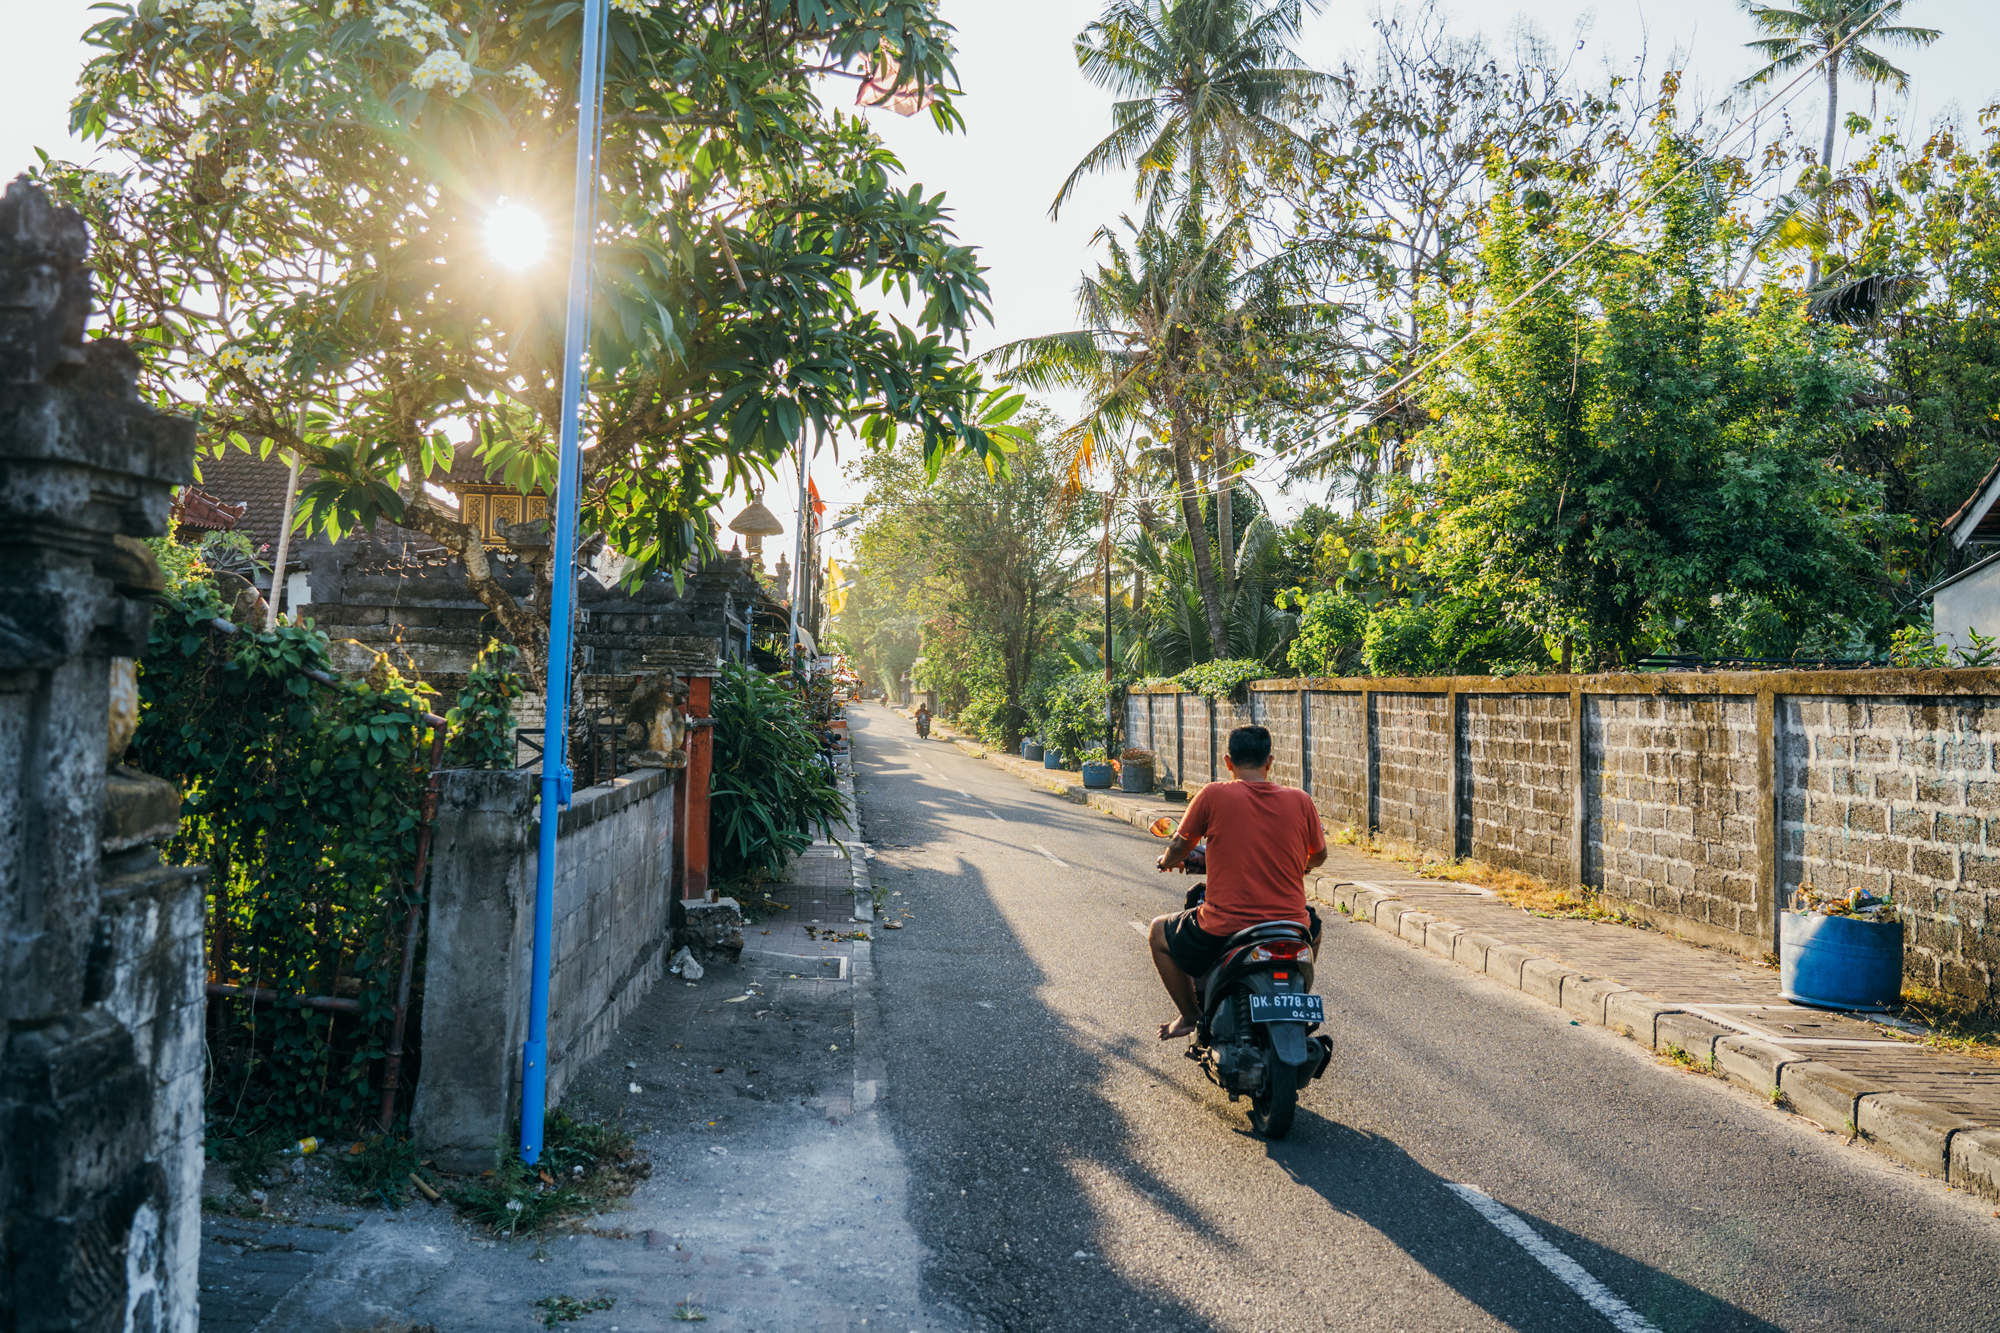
[1268, 1115, 1783, 1333]
[855, 711, 1793, 1333]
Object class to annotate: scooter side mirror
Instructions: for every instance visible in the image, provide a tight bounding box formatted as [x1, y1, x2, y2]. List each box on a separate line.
[1148, 816, 1179, 839]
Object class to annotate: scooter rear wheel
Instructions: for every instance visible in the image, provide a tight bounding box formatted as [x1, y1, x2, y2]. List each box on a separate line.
[1248, 1053, 1298, 1139]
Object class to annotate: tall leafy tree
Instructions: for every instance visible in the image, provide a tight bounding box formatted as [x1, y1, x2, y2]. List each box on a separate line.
[52, 0, 1014, 661]
[1054, 0, 1328, 222]
[1425, 125, 1888, 667]
[841, 413, 1094, 747]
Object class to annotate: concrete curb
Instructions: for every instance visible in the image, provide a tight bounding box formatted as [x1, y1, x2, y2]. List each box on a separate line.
[940, 720, 2000, 1202]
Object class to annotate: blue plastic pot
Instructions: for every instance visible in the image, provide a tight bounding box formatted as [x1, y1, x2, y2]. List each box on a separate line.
[1043, 750, 1064, 770]
[1021, 740, 1044, 762]
[1780, 912, 1904, 1011]
[1081, 761, 1114, 789]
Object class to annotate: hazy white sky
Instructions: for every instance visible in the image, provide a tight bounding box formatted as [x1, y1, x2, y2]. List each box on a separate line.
[8, 0, 1999, 559]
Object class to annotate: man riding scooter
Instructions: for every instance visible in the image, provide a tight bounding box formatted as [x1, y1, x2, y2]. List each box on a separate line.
[915, 703, 932, 739]
[1149, 724, 1326, 1041]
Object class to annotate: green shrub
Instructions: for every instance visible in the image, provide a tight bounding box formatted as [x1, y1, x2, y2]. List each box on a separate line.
[136, 589, 438, 1136]
[444, 640, 523, 769]
[1362, 602, 1440, 676]
[709, 660, 849, 885]
[1037, 672, 1114, 763]
[1284, 590, 1368, 676]
[1172, 658, 1269, 700]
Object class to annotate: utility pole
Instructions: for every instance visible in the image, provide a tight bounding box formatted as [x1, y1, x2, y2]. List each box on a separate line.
[522, 0, 608, 1168]
[1103, 492, 1115, 761]
[787, 439, 808, 676]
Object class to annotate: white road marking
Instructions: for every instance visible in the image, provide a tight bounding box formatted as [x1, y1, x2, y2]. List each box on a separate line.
[1128, 920, 1148, 936]
[1446, 1185, 1661, 1333]
[957, 790, 974, 800]
[986, 809, 1005, 823]
[1033, 844, 1069, 868]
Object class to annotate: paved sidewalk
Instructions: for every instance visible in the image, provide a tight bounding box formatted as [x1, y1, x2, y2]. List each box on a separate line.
[930, 712, 2000, 1201]
[193, 751, 940, 1332]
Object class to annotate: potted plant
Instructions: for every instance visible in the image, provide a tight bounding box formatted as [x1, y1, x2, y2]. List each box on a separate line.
[1120, 748, 1155, 793]
[1080, 751, 1115, 789]
[1021, 737, 1044, 762]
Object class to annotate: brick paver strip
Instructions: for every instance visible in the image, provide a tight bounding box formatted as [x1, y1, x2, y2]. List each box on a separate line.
[923, 712, 2000, 1196]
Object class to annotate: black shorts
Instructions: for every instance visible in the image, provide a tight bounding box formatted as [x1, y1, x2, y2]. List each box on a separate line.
[1162, 906, 1321, 979]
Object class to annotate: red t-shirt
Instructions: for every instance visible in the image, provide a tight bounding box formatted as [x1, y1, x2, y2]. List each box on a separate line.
[1177, 779, 1325, 937]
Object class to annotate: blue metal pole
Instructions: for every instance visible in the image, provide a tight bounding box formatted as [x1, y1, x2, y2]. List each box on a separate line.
[522, 0, 609, 1167]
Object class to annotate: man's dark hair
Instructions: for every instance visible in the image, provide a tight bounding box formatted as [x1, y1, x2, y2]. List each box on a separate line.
[1228, 725, 1272, 769]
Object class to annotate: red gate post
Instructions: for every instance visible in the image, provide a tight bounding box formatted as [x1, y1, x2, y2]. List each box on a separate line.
[683, 673, 714, 902]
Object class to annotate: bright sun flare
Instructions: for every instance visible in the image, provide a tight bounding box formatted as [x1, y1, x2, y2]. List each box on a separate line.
[485, 201, 549, 270]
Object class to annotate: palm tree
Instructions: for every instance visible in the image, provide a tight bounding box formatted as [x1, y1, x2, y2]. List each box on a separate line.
[1737, 2, 1940, 176]
[987, 213, 1295, 659]
[1053, 0, 1329, 223]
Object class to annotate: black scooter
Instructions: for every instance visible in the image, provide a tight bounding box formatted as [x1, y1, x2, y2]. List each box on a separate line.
[1152, 821, 1333, 1139]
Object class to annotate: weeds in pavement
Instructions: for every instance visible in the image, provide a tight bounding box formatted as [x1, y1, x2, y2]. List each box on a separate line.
[218, 1126, 288, 1196]
[1886, 986, 2000, 1067]
[672, 1300, 707, 1322]
[448, 1114, 648, 1237]
[532, 1295, 614, 1327]
[1660, 1043, 1720, 1077]
[1768, 1086, 1790, 1109]
[340, 1133, 435, 1209]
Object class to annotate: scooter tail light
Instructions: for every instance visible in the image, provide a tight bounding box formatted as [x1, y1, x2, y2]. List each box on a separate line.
[1247, 940, 1311, 962]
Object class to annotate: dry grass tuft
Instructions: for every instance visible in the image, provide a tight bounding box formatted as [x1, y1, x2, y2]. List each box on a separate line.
[1331, 827, 1625, 921]
[1884, 985, 2000, 1066]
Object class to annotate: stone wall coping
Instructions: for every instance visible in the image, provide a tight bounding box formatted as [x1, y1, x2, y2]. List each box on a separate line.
[1127, 667, 2000, 697]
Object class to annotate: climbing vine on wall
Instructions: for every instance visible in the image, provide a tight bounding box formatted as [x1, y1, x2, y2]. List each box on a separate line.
[133, 589, 486, 1137]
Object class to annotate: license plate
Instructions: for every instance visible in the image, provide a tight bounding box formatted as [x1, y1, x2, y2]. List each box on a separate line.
[1248, 993, 1324, 1024]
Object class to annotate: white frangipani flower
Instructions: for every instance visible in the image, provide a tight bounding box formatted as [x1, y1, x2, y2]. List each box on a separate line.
[75, 171, 125, 203]
[410, 49, 473, 98]
[251, 0, 287, 37]
[191, 0, 231, 24]
[508, 63, 549, 100]
[370, 5, 427, 51]
[185, 129, 214, 156]
[198, 91, 230, 113]
[611, 0, 648, 13]
[124, 125, 172, 155]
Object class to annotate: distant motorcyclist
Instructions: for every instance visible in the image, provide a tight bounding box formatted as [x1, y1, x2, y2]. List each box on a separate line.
[915, 703, 932, 739]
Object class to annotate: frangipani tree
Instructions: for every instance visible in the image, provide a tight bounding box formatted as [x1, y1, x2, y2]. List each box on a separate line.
[52, 0, 1018, 655]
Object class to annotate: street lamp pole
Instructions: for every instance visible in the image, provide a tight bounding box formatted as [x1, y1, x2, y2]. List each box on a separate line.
[522, 0, 608, 1168]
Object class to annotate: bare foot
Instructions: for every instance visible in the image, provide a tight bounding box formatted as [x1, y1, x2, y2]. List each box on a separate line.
[1157, 1015, 1197, 1041]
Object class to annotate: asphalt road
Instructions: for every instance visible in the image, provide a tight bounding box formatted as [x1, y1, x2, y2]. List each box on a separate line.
[850, 705, 2000, 1333]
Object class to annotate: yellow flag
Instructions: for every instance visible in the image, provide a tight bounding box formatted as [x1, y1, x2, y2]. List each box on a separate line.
[827, 557, 847, 616]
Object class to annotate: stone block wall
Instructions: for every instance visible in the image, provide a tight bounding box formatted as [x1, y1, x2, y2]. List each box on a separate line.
[1459, 693, 1575, 883]
[412, 766, 676, 1170]
[1372, 693, 1452, 853]
[1305, 691, 1368, 829]
[1185, 696, 1214, 786]
[1254, 689, 1303, 789]
[1127, 672, 2000, 997]
[1781, 695, 2000, 998]
[1587, 695, 1761, 940]
[1150, 695, 1180, 786]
